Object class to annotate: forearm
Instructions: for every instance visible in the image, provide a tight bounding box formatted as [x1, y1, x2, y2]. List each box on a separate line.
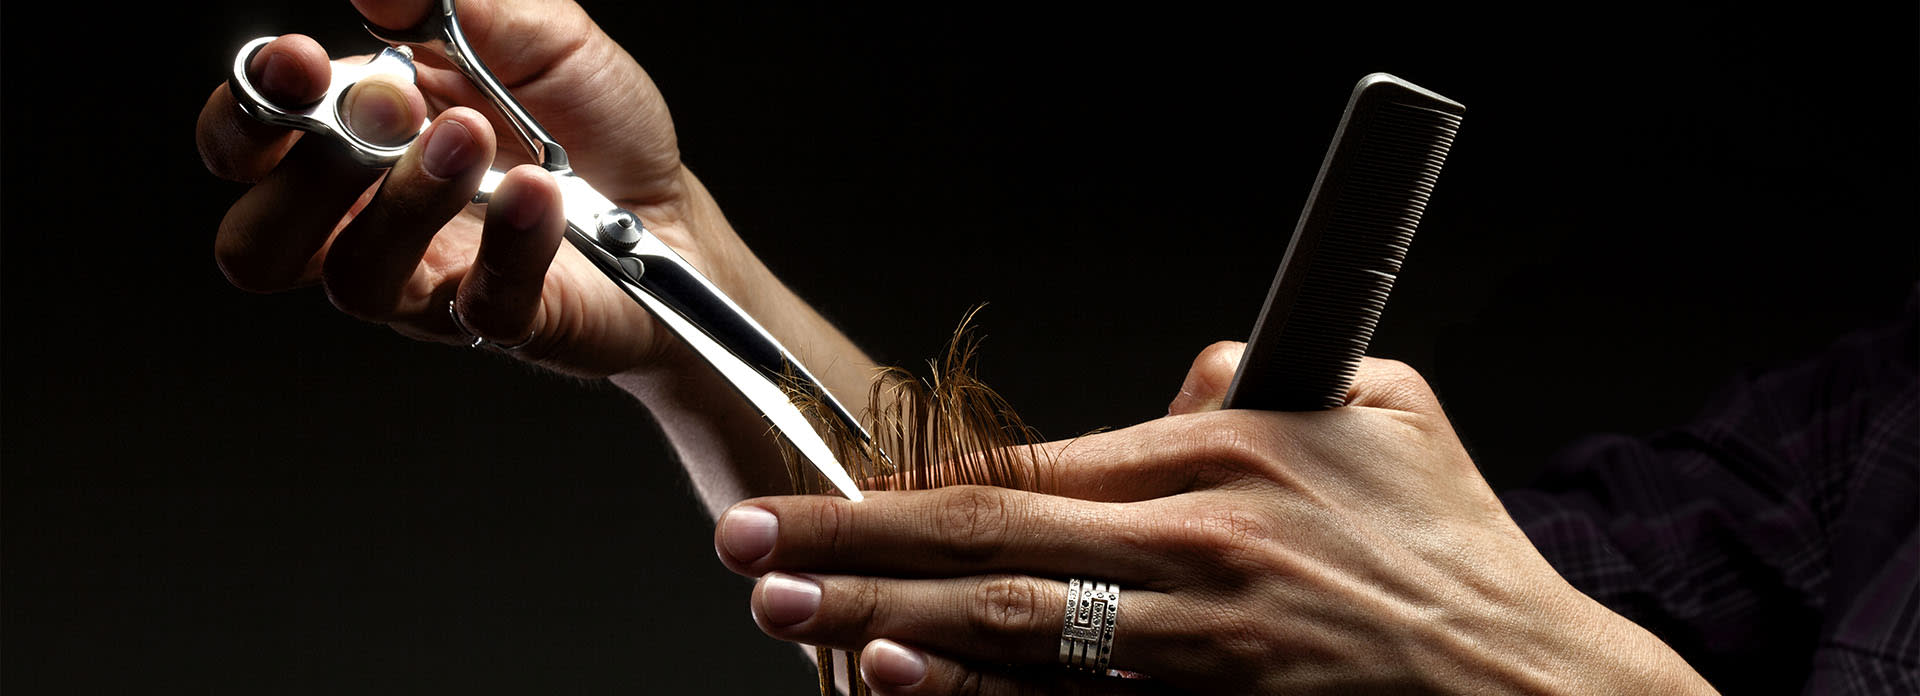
[611, 169, 879, 517]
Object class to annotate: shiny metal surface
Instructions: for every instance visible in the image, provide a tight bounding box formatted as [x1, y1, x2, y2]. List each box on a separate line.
[448, 299, 535, 351]
[228, 37, 427, 168]
[1059, 578, 1119, 674]
[595, 211, 643, 252]
[361, 0, 568, 170]
[230, 3, 881, 501]
[482, 174, 871, 502]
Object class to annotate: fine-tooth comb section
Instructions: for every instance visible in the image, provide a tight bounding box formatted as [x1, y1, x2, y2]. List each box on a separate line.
[1224, 74, 1464, 411]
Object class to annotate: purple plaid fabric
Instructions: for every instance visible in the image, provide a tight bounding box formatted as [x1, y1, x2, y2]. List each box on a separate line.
[1500, 288, 1918, 694]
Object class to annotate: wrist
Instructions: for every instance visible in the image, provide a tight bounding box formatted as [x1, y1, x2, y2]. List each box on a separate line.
[1472, 577, 1717, 695]
[1551, 590, 1719, 694]
[610, 361, 798, 514]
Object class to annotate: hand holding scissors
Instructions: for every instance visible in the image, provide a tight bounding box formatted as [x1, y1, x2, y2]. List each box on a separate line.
[197, 0, 872, 500]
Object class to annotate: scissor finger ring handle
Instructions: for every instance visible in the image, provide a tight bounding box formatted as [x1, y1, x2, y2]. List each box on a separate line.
[228, 36, 429, 168]
[363, 0, 569, 171]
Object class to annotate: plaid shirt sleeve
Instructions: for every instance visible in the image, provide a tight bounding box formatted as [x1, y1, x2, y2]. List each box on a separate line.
[1499, 287, 1918, 694]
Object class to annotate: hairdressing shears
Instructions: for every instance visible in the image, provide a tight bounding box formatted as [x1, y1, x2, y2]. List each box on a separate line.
[228, 0, 872, 501]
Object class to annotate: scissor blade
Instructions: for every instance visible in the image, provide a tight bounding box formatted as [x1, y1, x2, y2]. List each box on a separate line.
[600, 237, 866, 502]
[626, 271, 866, 501]
[476, 171, 870, 501]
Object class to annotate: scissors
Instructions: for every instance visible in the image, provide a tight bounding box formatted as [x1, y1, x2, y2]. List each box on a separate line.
[228, 0, 873, 501]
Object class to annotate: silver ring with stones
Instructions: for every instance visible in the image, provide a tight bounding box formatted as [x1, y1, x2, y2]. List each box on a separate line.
[1058, 578, 1119, 674]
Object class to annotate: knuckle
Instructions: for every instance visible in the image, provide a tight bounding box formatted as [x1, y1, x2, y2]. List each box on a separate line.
[214, 220, 294, 294]
[932, 487, 1012, 563]
[1374, 362, 1428, 395]
[197, 86, 260, 183]
[1366, 356, 1419, 380]
[1184, 416, 1282, 479]
[1161, 506, 1273, 581]
[199, 147, 244, 183]
[970, 575, 1048, 638]
[320, 269, 396, 322]
[844, 575, 886, 635]
[953, 670, 987, 696]
[372, 176, 442, 222]
[1205, 513, 1274, 576]
[1352, 358, 1440, 413]
[457, 267, 537, 340]
[214, 250, 272, 294]
[1213, 612, 1279, 672]
[318, 245, 425, 324]
[811, 500, 856, 563]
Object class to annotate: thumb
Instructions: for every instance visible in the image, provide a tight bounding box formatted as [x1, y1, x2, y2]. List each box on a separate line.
[1167, 341, 1244, 416]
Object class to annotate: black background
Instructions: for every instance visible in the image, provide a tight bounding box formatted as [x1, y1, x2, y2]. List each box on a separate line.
[4, 2, 1915, 693]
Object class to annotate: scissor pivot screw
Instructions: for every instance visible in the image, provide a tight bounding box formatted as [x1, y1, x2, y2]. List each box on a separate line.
[597, 211, 643, 251]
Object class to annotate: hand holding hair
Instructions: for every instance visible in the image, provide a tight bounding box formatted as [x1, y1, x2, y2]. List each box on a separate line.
[716, 342, 1720, 695]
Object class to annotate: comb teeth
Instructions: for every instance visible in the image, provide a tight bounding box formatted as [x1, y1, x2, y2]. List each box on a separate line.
[1225, 75, 1463, 411]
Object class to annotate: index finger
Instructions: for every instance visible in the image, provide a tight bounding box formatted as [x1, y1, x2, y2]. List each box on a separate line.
[196, 34, 330, 182]
[858, 419, 1222, 504]
[715, 487, 1166, 583]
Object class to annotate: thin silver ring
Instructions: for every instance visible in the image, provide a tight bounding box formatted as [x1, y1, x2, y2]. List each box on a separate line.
[1059, 578, 1119, 674]
[447, 300, 536, 351]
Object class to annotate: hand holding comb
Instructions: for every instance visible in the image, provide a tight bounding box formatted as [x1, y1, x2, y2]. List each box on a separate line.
[1225, 74, 1465, 411]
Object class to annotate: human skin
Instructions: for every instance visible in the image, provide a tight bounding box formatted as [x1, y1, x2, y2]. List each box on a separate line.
[714, 344, 1722, 695]
[195, 0, 874, 513]
[200, 2, 1720, 693]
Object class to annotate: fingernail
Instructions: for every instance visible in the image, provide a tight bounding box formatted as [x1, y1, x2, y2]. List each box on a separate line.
[862, 640, 929, 689]
[421, 119, 477, 180]
[499, 168, 550, 231]
[343, 80, 413, 147]
[718, 505, 778, 564]
[758, 573, 822, 627]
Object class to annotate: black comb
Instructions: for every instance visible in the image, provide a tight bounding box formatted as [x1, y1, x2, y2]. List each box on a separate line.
[1223, 73, 1464, 411]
